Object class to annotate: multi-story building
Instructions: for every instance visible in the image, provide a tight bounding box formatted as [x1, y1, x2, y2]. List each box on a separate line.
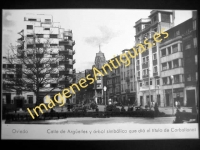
[105, 55, 121, 104]
[93, 49, 106, 104]
[2, 14, 76, 110]
[160, 11, 198, 107]
[75, 71, 86, 104]
[120, 50, 136, 105]
[134, 10, 174, 107]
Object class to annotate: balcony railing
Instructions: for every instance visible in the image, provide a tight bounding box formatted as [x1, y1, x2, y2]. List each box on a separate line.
[142, 74, 149, 79]
[142, 62, 149, 69]
[59, 60, 70, 65]
[73, 59, 76, 64]
[59, 70, 72, 75]
[73, 50, 75, 55]
[153, 72, 158, 77]
[125, 89, 130, 93]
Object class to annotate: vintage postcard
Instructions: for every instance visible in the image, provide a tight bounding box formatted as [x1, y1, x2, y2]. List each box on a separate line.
[1, 9, 199, 140]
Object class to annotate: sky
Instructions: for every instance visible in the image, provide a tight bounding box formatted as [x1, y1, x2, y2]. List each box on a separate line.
[2, 9, 193, 72]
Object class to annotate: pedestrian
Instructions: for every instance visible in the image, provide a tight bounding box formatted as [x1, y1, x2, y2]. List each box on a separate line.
[175, 101, 178, 109]
[154, 102, 159, 116]
[177, 101, 181, 109]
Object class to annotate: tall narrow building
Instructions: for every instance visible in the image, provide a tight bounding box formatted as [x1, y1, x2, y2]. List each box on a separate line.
[134, 10, 174, 107]
[93, 46, 106, 104]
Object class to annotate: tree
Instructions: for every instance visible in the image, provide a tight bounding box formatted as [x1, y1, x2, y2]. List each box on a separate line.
[4, 32, 74, 105]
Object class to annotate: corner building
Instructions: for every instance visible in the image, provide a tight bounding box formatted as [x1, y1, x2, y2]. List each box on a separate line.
[160, 11, 198, 107]
[134, 10, 174, 107]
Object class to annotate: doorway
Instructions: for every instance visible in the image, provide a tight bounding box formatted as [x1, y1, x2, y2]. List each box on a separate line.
[186, 90, 195, 107]
[166, 94, 170, 106]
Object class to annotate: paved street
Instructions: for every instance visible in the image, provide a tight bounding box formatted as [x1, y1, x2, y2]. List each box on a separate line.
[53, 104, 193, 115]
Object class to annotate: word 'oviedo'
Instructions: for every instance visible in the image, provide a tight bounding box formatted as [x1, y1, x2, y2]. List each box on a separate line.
[27, 29, 169, 119]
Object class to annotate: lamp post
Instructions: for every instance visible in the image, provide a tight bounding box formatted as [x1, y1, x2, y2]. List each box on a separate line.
[170, 75, 174, 115]
[157, 85, 159, 106]
[103, 86, 107, 111]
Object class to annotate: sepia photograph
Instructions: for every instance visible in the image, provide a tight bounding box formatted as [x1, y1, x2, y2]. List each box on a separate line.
[1, 8, 199, 140]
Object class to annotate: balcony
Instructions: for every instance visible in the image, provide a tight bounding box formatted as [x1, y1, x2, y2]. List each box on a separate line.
[59, 70, 72, 75]
[153, 59, 157, 66]
[73, 59, 76, 64]
[36, 53, 44, 58]
[59, 39, 74, 46]
[73, 50, 75, 55]
[142, 62, 148, 69]
[59, 80, 70, 85]
[153, 72, 159, 77]
[50, 63, 58, 68]
[63, 31, 73, 37]
[125, 89, 130, 93]
[142, 74, 149, 79]
[125, 76, 130, 82]
[59, 60, 70, 65]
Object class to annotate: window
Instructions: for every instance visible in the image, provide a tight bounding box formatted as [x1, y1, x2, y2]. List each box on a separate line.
[143, 57, 145, 63]
[137, 26, 141, 32]
[51, 84, 57, 88]
[44, 28, 50, 30]
[153, 53, 157, 60]
[7, 64, 14, 68]
[173, 59, 179, 68]
[137, 60, 140, 66]
[27, 25, 33, 29]
[139, 82, 142, 87]
[36, 34, 43, 38]
[27, 35, 33, 37]
[131, 82, 133, 91]
[137, 71, 140, 77]
[45, 19, 51, 22]
[7, 74, 14, 78]
[161, 13, 170, 23]
[172, 44, 178, 53]
[195, 55, 197, 65]
[168, 61, 172, 69]
[156, 79, 160, 85]
[27, 44, 33, 48]
[161, 49, 166, 57]
[142, 69, 146, 76]
[163, 77, 167, 85]
[193, 20, 196, 30]
[167, 47, 171, 55]
[50, 34, 58, 38]
[153, 66, 157, 73]
[3, 64, 6, 68]
[28, 18, 37, 21]
[193, 37, 197, 48]
[186, 74, 191, 81]
[162, 63, 167, 71]
[146, 81, 149, 86]
[16, 64, 22, 68]
[27, 95, 33, 104]
[185, 43, 191, 50]
[152, 15, 158, 23]
[174, 75, 180, 83]
[150, 80, 152, 85]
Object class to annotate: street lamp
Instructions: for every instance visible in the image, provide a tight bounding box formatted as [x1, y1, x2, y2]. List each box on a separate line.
[170, 75, 174, 115]
[103, 86, 107, 111]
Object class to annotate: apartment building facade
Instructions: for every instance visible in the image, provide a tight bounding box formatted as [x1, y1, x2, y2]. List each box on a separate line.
[120, 50, 136, 105]
[134, 10, 174, 107]
[2, 14, 76, 110]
